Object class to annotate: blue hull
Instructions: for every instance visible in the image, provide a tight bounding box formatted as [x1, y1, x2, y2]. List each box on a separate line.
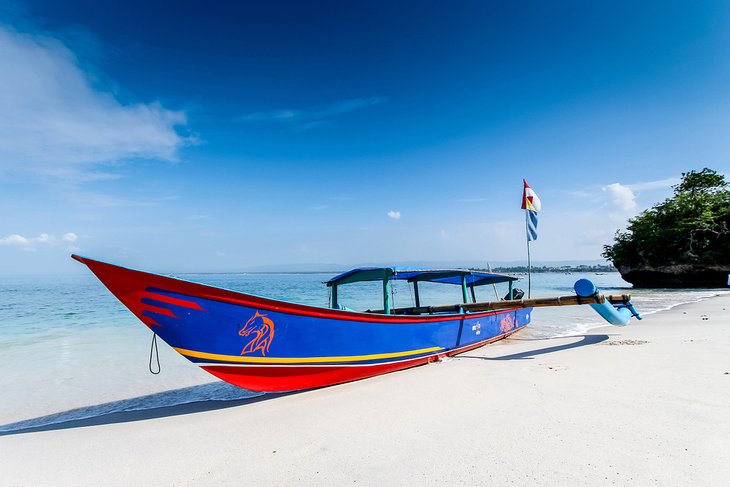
[74, 255, 531, 391]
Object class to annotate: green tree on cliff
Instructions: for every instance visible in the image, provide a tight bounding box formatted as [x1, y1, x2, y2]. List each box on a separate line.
[602, 168, 730, 268]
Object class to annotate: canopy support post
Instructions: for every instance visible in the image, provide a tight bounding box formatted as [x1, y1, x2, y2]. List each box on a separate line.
[461, 276, 469, 304]
[331, 284, 338, 309]
[413, 281, 420, 307]
[383, 275, 392, 315]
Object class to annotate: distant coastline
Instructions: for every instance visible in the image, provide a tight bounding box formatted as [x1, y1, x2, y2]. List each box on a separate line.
[490, 264, 617, 274]
[242, 260, 612, 274]
[178, 265, 619, 276]
[178, 263, 618, 275]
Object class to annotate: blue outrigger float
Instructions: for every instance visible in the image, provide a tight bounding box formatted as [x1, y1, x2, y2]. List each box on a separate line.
[73, 255, 640, 392]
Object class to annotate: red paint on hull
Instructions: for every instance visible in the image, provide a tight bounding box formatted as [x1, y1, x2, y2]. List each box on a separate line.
[72, 255, 530, 392]
[72, 254, 515, 324]
[200, 326, 524, 392]
[202, 357, 432, 392]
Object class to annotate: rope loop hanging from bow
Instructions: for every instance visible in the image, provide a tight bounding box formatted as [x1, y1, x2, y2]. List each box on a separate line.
[149, 333, 161, 374]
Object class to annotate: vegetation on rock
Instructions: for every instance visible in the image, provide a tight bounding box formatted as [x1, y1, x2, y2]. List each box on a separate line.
[602, 168, 730, 269]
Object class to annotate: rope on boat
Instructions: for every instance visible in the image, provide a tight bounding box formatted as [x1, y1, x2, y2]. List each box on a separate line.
[487, 262, 500, 300]
[149, 333, 161, 375]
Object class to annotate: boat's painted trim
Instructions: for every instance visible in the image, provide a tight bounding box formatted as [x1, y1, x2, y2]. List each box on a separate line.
[73, 254, 512, 324]
[194, 326, 523, 369]
[197, 326, 525, 392]
[173, 345, 444, 364]
[72, 254, 532, 392]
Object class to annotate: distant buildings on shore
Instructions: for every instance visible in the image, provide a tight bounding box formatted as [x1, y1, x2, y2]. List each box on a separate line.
[490, 264, 617, 274]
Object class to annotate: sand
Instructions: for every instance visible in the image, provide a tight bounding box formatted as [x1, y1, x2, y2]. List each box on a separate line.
[1, 295, 729, 486]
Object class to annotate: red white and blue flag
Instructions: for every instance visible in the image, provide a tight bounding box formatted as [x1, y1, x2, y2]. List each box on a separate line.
[521, 180, 541, 241]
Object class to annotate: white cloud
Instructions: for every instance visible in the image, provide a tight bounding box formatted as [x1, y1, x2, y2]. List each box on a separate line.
[0, 232, 80, 251]
[626, 177, 680, 191]
[0, 234, 30, 246]
[552, 177, 676, 254]
[572, 177, 678, 203]
[0, 26, 190, 178]
[34, 233, 51, 244]
[387, 210, 401, 220]
[602, 183, 637, 213]
[602, 183, 638, 224]
[239, 97, 385, 130]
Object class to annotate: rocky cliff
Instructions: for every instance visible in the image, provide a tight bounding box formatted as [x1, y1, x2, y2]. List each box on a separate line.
[617, 264, 730, 288]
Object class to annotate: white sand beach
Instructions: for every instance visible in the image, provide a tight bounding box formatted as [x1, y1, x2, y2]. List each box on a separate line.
[1, 295, 729, 486]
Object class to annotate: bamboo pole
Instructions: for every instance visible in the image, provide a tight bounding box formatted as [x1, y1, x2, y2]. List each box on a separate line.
[526, 211, 532, 298]
[369, 293, 631, 315]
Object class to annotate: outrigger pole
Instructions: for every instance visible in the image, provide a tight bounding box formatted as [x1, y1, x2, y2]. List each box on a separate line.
[380, 278, 642, 327]
[384, 292, 615, 315]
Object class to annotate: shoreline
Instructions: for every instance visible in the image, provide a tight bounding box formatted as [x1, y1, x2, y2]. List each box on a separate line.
[544, 289, 730, 339]
[1, 294, 729, 485]
[0, 272, 718, 426]
[4, 290, 724, 432]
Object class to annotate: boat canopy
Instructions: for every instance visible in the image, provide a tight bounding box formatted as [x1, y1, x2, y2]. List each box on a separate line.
[325, 267, 518, 287]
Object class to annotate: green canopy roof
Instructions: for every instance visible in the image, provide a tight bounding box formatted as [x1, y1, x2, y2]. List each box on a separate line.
[325, 267, 518, 287]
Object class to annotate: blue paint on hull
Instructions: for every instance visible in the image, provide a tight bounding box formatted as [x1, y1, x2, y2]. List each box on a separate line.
[144, 287, 531, 365]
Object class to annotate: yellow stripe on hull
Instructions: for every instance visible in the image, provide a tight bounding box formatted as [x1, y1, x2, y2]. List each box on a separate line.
[173, 345, 444, 364]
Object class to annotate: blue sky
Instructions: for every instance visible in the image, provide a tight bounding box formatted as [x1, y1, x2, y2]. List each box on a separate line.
[1, 0, 729, 274]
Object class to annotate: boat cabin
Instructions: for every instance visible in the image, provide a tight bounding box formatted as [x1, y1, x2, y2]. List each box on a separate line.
[325, 267, 519, 315]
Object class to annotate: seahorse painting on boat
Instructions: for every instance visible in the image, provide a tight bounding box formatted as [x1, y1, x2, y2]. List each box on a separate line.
[239, 311, 275, 356]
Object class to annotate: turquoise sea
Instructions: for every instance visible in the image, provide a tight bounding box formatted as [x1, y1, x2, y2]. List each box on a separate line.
[1, 270, 727, 432]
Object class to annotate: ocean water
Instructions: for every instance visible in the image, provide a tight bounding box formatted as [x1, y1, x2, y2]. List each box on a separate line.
[0, 270, 727, 431]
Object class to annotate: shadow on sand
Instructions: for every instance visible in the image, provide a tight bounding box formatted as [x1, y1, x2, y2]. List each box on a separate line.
[2, 334, 610, 436]
[0, 382, 296, 437]
[458, 333, 610, 361]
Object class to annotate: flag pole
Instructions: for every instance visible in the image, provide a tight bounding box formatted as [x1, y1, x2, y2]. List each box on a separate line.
[525, 210, 532, 298]
[522, 179, 539, 299]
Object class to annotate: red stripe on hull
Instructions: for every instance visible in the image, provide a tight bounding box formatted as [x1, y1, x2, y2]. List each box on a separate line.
[73, 255, 515, 324]
[202, 356, 436, 392]
[200, 326, 524, 392]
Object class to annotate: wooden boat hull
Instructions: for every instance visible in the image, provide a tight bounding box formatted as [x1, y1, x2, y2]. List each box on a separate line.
[73, 255, 531, 392]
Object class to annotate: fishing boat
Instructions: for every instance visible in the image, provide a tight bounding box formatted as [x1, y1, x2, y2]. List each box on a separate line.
[72, 255, 640, 392]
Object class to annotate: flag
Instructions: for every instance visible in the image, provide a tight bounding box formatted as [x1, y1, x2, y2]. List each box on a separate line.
[521, 180, 540, 241]
[521, 179, 541, 211]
